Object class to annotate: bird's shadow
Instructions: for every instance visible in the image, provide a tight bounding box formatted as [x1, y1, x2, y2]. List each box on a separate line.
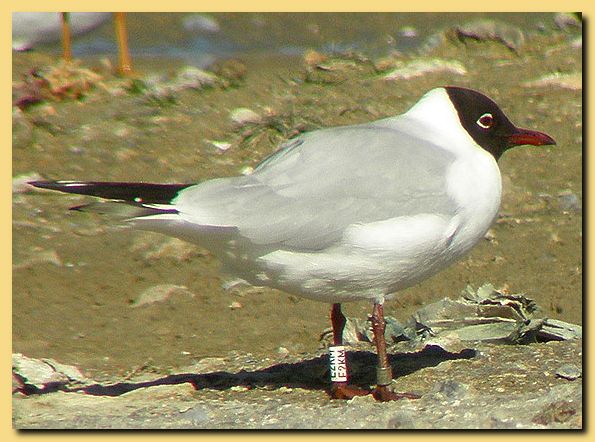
[59, 345, 475, 397]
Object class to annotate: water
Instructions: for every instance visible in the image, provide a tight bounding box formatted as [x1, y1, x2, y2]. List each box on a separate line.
[47, 12, 558, 67]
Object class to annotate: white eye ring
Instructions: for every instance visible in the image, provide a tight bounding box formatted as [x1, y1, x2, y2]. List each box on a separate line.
[477, 112, 494, 129]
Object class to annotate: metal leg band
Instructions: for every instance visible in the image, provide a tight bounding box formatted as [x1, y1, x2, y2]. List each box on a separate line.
[376, 366, 393, 386]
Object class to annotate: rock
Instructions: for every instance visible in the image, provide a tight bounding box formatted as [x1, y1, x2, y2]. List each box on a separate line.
[189, 357, 227, 373]
[554, 13, 581, 32]
[523, 72, 582, 91]
[429, 379, 472, 401]
[557, 190, 581, 213]
[451, 20, 525, 51]
[13, 354, 66, 390]
[136, 67, 220, 102]
[419, 32, 447, 54]
[276, 347, 290, 358]
[398, 26, 418, 38]
[221, 278, 250, 291]
[12, 353, 88, 393]
[229, 301, 243, 310]
[556, 363, 581, 381]
[209, 140, 232, 152]
[484, 229, 497, 242]
[174, 66, 219, 89]
[182, 14, 220, 33]
[230, 107, 262, 127]
[240, 166, 254, 176]
[303, 49, 328, 67]
[212, 59, 247, 84]
[421, 333, 469, 354]
[13, 248, 63, 270]
[531, 385, 582, 426]
[340, 317, 369, 344]
[180, 405, 210, 425]
[138, 237, 201, 262]
[131, 284, 195, 307]
[382, 58, 466, 81]
[387, 411, 417, 429]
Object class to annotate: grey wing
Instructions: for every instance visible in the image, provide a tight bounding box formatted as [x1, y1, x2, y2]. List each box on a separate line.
[173, 123, 458, 251]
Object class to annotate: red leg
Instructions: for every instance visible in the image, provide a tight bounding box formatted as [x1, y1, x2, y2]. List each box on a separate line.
[328, 303, 369, 399]
[370, 301, 420, 402]
[331, 302, 345, 346]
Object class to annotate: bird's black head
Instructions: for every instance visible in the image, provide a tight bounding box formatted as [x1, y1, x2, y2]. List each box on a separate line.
[445, 86, 556, 160]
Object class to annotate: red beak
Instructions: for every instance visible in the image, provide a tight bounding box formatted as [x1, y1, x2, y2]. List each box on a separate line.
[508, 128, 556, 147]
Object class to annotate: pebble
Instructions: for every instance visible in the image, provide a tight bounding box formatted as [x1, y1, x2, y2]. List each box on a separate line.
[190, 357, 227, 373]
[398, 26, 418, 38]
[138, 237, 200, 262]
[182, 14, 220, 33]
[13, 249, 63, 270]
[131, 284, 195, 308]
[523, 72, 582, 91]
[554, 13, 581, 31]
[452, 20, 525, 51]
[209, 140, 232, 152]
[12, 353, 87, 390]
[241, 166, 255, 176]
[276, 347, 290, 358]
[430, 379, 471, 400]
[484, 229, 497, 242]
[221, 278, 250, 291]
[303, 50, 328, 67]
[555, 364, 581, 381]
[557, 190, 581, 213]
[174, 66, 219, 90]
[181, 405, 210, 425]
[229, 301, 243, 310]
[229, 107, 262, 127]
[387, 411, 417, 429]
[68, 145, 86, 155]
[383, 59, 466, 81]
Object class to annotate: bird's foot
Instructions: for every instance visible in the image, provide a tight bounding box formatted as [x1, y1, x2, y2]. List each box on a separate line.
[372, 384, 421, 402]
[329, 382, 370, 400]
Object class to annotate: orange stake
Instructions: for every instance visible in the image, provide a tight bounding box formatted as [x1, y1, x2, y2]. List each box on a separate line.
[60, 12, 72, 61]
[113, 12, 133, 75]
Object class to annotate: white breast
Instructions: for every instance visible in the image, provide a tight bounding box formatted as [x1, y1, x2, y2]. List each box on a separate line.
[445, 148, 502, 254]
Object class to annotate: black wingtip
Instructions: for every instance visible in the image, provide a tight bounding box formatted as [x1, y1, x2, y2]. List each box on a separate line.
[28, 180, 65, 190]
[28, 180, 194, 204]
[28, 180, 107, 196]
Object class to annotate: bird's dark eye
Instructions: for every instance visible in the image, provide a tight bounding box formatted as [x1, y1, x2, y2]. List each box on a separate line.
[477, 113, 494, 129]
